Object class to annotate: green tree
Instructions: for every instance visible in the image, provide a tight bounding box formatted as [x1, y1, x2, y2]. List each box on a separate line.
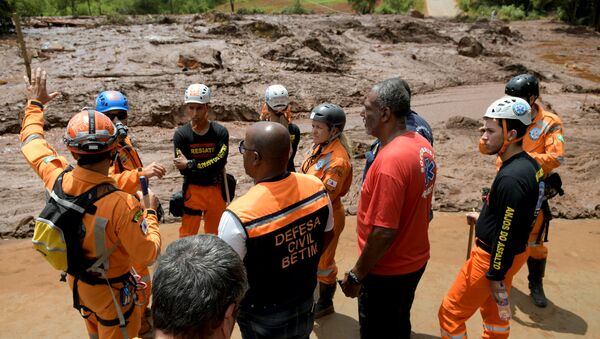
[348, 0, 376, 14]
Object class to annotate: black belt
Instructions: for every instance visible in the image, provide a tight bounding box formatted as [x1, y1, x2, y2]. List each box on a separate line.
[476, 238, 492, 254]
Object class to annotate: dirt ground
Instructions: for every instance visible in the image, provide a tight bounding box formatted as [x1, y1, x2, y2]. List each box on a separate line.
[1, 215, 599, 338]
[0, 12, 599, 338]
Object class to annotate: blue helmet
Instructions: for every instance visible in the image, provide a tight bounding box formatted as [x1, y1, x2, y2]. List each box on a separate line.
[95, 91, 129, 113]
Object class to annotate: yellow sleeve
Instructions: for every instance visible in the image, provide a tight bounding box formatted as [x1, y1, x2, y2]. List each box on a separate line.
[19, 102, 69, 189]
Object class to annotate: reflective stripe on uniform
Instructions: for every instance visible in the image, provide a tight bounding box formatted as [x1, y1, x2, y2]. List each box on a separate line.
[21, 133, 42, 146]
[88, 333, 99, 339]
[244, 190, 328, 230]
[483, 323, 510, 332]
[440, 329, 467, 339]
[317, 268, 334, 277]
[90, 217, 109, 274]
[50, 190, 86, 214]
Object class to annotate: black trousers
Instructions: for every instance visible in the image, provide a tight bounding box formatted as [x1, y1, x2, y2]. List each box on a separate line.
[358, 263, 427, 339]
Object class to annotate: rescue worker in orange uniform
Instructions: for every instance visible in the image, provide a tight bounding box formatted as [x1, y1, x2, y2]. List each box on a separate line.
[95, 90, 166, 334]
[498, 74, 565, 307]
[438, 97, 544, 339]
[20, 68, 161, 339]
[218, 121, 334, 339]
[174, 84, 229, 237]
[260, 84, 301, 172]
[300, 103, 353, 318]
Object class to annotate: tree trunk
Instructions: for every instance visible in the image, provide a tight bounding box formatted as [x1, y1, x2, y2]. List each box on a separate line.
[230, 0, 234, 13]
[97, 0, 102, 15]
[87, 0, 92, 15]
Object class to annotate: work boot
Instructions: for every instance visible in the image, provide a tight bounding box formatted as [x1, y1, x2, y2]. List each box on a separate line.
[314, 282, 336, 319]
[527, 258, 548, 308]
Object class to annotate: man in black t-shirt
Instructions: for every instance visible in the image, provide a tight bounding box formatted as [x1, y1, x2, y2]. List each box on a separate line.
[439, 96, 544, 339]
[173, 84, 229, 237]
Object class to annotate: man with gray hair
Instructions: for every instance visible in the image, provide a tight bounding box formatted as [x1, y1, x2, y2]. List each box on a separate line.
[340, 78, 436, 339]
[152, 235, 248, 339]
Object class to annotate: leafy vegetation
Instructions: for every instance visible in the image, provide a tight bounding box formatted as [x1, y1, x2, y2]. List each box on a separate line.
[375, 0, 424, 14]
[458, 0, 599, 31]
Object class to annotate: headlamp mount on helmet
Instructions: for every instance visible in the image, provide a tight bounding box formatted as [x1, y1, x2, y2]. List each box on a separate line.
[64, 110, 119, 155]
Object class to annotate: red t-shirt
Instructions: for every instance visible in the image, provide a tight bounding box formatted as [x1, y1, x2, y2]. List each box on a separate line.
[358, 132, 436, 275]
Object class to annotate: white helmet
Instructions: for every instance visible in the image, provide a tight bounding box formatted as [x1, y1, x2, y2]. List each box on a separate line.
[184, 84, 211, 104]
[265, 85, 290, 112]
[484, 96, 532, 126]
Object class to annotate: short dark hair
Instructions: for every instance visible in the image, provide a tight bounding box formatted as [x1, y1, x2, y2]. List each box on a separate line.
[371, 78, 411, 118]
[152, 235, 248, 339]
[497, 118, 528, 140]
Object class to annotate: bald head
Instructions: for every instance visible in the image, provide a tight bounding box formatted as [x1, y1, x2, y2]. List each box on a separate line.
[246, 121, 290, 169]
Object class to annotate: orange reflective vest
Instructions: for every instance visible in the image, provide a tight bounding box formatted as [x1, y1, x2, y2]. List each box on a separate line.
[496, 103, 565, 175]
[301, 138, 352, 210]
[227, 172, 330, 307]
[109, 136, 145, 195]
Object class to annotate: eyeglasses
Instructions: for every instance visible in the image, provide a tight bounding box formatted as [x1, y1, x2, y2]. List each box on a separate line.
[238, 140, 261, 158]
[105, 110, 128, 121]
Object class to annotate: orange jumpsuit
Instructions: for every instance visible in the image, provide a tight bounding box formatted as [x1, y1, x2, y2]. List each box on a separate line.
[301, 138, 352, 284]
[496, 103, 564, 259]
[20, 102, 161, 339]
[108, 136, 152, 333]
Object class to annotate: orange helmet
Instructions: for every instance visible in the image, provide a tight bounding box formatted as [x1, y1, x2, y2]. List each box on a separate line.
[64, 110, 119, 154]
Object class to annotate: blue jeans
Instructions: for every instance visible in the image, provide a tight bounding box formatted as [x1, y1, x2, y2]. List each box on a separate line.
[358, 264, 427, 339]
[237, 296, 314, 339]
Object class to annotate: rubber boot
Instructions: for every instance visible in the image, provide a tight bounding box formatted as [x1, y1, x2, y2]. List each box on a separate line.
[314, 282, 336, 319]
[527, 257, 548, 308]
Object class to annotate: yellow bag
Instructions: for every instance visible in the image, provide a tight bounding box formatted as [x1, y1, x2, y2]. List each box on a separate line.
[32, 218, 68, 271]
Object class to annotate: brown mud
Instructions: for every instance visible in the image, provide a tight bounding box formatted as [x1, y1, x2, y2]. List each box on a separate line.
[1, 215, 599, 338]
[0, 14, 599, 238]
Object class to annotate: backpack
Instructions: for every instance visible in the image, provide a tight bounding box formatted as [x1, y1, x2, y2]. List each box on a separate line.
[32, 167, 118, 279]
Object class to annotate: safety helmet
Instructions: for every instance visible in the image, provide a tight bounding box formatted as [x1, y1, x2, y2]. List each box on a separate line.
[310, 103, 346, 132]
[95, 91, 129, 113]
[184, 84, 211, 104]
[484, 96, 532, 126]
[505, 74, 539, 100]
[64, 110, 119, 154]
[265, 85, 290, 112]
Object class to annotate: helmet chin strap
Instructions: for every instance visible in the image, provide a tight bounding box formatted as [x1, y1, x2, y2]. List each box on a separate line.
[479, 120, 523, 156]
[498, 120, 524, 156]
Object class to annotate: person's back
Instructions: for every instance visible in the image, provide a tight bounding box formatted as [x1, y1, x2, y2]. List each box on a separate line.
[219, 121, 333, 339]
[20, 69, 161, 339]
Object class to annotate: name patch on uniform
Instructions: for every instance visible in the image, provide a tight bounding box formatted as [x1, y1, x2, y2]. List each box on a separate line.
[326, 178, 338, 188]
[132, 209, 144, 223]
[529, 127, 542, 140]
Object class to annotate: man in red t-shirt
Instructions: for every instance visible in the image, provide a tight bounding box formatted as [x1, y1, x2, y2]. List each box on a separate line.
[340, 77, 436, 339]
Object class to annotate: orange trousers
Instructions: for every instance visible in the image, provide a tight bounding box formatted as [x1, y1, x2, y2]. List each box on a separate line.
[180, 184, 226, 237]
[528, 209, 548, 259]
[317, 202, 345, 284]
[69, 277, 141, 339]
[438, 245, 528, 339]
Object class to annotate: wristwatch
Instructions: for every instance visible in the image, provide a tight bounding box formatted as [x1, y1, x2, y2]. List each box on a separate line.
[186, 160, 194, 169]
[347, 270, 362, 285]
